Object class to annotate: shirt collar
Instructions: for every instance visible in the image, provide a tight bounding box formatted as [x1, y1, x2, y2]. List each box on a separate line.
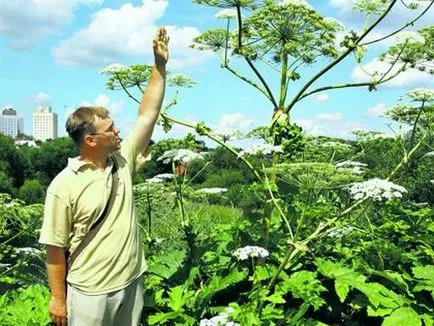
[68, 155, 115, 174]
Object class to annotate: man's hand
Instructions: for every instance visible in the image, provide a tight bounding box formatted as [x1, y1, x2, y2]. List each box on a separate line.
[153, 27, 169, 66]
[49, 296, 67, 326]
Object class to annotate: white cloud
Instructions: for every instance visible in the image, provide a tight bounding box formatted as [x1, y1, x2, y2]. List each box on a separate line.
[366, 103, 386, 117]
[213, 113, 253, 133]
[312, 93, 330, 102]
[315, 112, 343, 121]
[33, 92, 52, 106]
[53, 0, 209, 69]
[79, 94, 125, 116]
[295, 116, 368, 138]
[352, 59, 433, 88]
[0, 0, 103, 50]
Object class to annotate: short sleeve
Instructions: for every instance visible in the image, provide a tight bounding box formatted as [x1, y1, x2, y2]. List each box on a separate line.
[120, 137, 152, 174]
[38, 191, 72, 248]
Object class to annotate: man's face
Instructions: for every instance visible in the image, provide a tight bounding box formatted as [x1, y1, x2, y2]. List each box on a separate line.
[89, 117, 121, 152]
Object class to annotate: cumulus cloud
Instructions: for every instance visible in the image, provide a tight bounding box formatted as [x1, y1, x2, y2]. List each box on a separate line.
[79, 94, 125, 116]
[33, 92, 52, 106]
[366, 103, 386, 117]
[211, 113, 253, 135]
[311, 93, 330, 102]
[295, 116, 368, 138]
[0, 0, 103, 50]
[53, 0, 209, 69]
[315, 112, 343, 121]
[352, 59, 433, 88]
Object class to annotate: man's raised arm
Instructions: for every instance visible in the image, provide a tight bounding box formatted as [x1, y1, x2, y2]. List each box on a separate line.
[131, 27, 169, 155]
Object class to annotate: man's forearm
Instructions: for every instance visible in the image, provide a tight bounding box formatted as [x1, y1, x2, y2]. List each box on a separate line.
[47, 245, 67, 300]
[138, 63, 166, 120]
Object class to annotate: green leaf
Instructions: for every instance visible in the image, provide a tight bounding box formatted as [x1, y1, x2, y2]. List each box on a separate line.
[148, 311, 183, 325]
[382, 307, 421, 326]
[167, 285, 195, 312]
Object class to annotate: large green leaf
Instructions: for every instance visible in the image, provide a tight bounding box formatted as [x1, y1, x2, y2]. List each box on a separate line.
[382, 307, 421, 326]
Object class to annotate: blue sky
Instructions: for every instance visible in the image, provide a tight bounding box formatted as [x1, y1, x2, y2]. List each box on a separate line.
[0, 0, 433, 142]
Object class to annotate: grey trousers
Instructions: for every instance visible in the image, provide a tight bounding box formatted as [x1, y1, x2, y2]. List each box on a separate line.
[67, 275, 144, 326]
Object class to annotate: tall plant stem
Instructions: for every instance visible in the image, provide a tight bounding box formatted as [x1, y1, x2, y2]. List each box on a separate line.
[279, 51, 288, 108]
[285, 0, 398, 112]
[235, 6, 278, 109]
[263, 169, 293, 238]
[409, 100, 425, 148]
[224, 18, 230, 65]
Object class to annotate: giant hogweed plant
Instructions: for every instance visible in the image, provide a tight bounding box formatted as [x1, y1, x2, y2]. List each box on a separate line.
[100, 1, 434, 324]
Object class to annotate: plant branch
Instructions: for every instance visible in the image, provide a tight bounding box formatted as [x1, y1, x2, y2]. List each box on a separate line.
[361, 1, 434, 46]
[285, 0, 398, 112]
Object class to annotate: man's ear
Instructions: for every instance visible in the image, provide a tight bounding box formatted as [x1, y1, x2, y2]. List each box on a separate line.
[83, 134, 97, 147]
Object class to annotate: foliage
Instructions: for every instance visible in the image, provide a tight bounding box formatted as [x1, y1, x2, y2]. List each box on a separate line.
[0, 284, 51, 325]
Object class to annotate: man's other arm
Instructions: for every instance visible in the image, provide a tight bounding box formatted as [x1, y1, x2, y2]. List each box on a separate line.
[47, 245, 67, 326]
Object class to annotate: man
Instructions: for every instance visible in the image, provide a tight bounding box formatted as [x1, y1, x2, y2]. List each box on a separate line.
[38, 27, 169, 326]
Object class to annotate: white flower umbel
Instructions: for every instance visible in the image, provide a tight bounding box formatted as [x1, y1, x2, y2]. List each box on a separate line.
[336, 161, 368, 168]
[199, 307, 239, 326]
[279, 0, 314, 10]
[318, 141, 353, 150]
[323, 17, 345, 30]
[167, 74, 197, 88]
[99, 63, 129, 75]
[348, 178, 407, 201]
[239, 143, 283, 156]
[16, 247, 42, 256]
[395, 31, 426, 46]
[146, 177, 164, 183]
[158, 149, 204, 165]
[233, 246, 269, 260]
[327, 226, 355, 238]
[214, 9, 238, 19]
[406, 88, 434, 103]
[353, 0, 387, 14]
[197, 187, 228, 194]
[153, 173, 174, 180]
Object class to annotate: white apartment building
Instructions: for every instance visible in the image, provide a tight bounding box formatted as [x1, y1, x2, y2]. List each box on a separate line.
[33, 106, 58, 141]
[0, 107, 23, 138]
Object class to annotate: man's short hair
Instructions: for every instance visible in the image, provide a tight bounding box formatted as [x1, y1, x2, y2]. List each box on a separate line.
[66, 106, 109, 147]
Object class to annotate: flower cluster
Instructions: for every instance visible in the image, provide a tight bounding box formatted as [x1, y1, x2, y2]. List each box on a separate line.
[323, 17, 345, 30]
[233, 246, 269, 260]
[239, 143, 283, 156]
[327, 226, 355, 238]
[199, 307, 239, 326]
[16, 247, 42, 256]
[214, 9, 238, 19]
[279, 0, 313, 10]
[167, 74, 197, 88]
[406, 88, 434, 103]
[336, 161, 368, 175]
[197, 187, 228, 194]
[395, 31, 426, 46]
[99, 63, 129, 75]
[348, 178, 407, 201]
[153, 173, 174, 180]
[317, 141, 353, 150]
[336, 161, 368, 168]
[353, 0, 387, 15]
[158, 149, 204, 164]
[146, 177, 165, 183]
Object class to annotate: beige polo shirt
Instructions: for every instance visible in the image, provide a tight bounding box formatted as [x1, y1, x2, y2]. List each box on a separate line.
[39, 136, 149, 294]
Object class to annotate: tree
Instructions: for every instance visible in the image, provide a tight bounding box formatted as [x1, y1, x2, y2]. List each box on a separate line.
[18, 179, 46, 204]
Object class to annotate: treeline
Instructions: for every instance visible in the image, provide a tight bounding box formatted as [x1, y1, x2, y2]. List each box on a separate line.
[0, 131, 433, 206]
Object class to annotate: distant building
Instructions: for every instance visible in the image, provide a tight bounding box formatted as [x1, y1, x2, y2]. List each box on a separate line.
[0, 107, 23, 138]
[33, 106, 58, 141]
